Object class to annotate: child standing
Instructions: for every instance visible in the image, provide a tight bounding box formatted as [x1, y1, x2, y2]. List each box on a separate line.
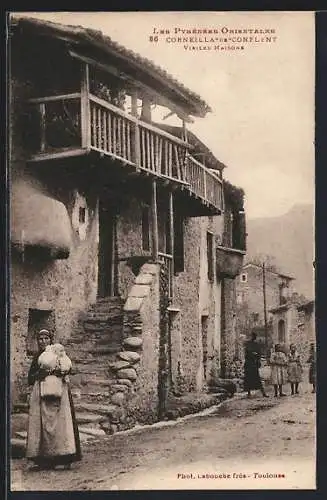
[307, 343, 316, 393]
[288, 343, 302, 395]
[270, 344, 288, 397]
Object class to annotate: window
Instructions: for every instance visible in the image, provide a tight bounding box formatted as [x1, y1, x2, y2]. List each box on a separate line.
[79, 207, 86, 224]
[207, 232, 214, 281]
[174, 213, 184, 273]
[240, 273, 247, 283]
[142, 205, 150, 252]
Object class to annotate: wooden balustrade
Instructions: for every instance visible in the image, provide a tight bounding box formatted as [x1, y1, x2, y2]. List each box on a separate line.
[158, 252, 173, 299]
[27, 92, 223, 211]
[185, 155, 223, 208]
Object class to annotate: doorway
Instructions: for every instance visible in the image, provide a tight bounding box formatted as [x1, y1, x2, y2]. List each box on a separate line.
[98, 199, 117, 298]
[278, 319, 286, 343]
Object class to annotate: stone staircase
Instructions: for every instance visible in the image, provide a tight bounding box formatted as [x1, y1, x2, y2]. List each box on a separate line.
[66, 296, 126, 432]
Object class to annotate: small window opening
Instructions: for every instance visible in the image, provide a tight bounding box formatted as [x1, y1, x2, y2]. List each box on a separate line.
[79, 207, 86, 224]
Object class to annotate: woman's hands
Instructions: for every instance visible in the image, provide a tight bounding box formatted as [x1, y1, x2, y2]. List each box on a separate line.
[38, 368, 50, 381]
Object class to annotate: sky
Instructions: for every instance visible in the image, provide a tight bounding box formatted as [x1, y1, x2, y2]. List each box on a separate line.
[12, 11, 315, 219]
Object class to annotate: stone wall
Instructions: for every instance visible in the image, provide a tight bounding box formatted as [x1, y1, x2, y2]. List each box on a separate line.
[271, 304, 313, 361]
[123, 263, 160, 424]
[173, 215, 224, 391]
[220, 278, 238, 377]
[10, 75, 100, 404]
[10, 183, 99, 404]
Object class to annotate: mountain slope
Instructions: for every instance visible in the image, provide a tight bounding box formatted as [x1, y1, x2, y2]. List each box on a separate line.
[245, 204, 314, 298]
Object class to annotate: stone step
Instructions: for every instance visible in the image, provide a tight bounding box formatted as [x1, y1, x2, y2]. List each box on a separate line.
[76, 412, 107, 425]
[68, 335, 122, 347]
[75, 402, 120, 417]
[12, 403, 29, 413]
[80, 392, 110, 401]
[78, 426, 106, 437]
[72, 362, 113, 373]
[72, 377, 114, 388]
[85, 301, 123, 310]
[83, 323, 121, 332]
[93, 297, 124, 304]
[72, 346, 121, 358]
[11, 438, 26, 459]
[15, 431, 27, 439]
[11, 413, 29, 436]
[86, 309, 124, 317]
[73, 368, 110, 377]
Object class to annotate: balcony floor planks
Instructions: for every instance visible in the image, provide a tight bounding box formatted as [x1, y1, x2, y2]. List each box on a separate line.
[27, 147, 90, 163]
[28, 146, 222, 214]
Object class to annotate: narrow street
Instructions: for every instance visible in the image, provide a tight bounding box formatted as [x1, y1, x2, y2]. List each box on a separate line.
[11, 382, 316, 491]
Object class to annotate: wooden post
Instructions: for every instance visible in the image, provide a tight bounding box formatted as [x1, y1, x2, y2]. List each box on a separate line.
[141, 97, 152, 123]
[203, 169, 207, 202]
[131, 92, 141, 169]
[182, 120, 188, 180]
[151, 180, 159, 261]
[168, 191, 174, 298]
[131, 92, 138, 118]
[182, 120, 188, 142]
[40, 103, 46, 152]
[81, 63, 91, 149]
[262, 262, 269, 354]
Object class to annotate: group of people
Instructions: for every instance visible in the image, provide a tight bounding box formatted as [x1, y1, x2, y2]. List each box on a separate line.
[244, 332, 316, 398]
[24, 328, 316, 470]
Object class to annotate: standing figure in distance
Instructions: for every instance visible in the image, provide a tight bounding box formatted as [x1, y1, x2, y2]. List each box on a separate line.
[243, 332, 269, 398]
[26, 329, 82, 470]
[270, 343, 288, 397]
[307, 343, 316, 393]
[288, 343, 302, 395]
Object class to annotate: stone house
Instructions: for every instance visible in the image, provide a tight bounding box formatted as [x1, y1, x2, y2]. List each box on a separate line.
[297, 300, 315, 349]
[235, 262, 294, 354]
[9, 16, 246, 432]
[270, 298, 315, 360]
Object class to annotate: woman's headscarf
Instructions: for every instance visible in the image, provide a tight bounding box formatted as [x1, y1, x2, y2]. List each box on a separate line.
[37, 329, 54, 343]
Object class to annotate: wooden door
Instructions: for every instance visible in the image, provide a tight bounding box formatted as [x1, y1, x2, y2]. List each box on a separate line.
[98, 200, 116, 298]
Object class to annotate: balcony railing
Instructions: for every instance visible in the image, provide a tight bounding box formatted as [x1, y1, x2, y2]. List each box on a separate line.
[26, 93, 223, 211]
[158, 252, 173, 299]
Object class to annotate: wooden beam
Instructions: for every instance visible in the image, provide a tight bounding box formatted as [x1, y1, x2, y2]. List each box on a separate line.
[131, 92, 138, 118]
[81, 63, 91, 149]
[69, 49, 194, 123]
[39, 103, 46, 152]
[140, 97, 152, 123]
[151, 180, 159, 261]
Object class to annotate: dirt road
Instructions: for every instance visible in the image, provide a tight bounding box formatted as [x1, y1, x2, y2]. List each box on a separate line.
[11, 384, 316, 491]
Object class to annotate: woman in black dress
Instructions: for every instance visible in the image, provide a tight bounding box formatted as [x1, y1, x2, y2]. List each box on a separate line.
[243, 333, 268, 398]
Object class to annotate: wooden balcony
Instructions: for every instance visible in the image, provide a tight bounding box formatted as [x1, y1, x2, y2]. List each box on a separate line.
[25, 93, 223, 213]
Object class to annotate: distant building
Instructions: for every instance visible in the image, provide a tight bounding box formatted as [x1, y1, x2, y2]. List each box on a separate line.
[270, 298, 315, 359]
[235, 262, 295, 353]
